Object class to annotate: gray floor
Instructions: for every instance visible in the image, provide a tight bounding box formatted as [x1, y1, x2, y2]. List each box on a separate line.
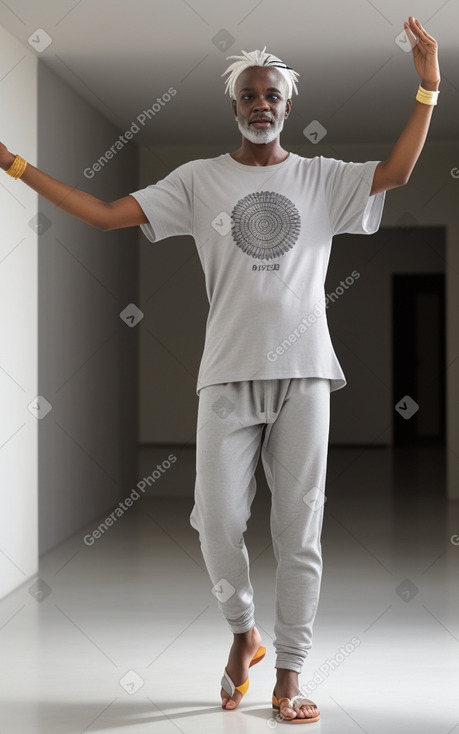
[1, 446, 458, 733]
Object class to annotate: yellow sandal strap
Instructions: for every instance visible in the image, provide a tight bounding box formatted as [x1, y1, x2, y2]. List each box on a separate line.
[235, 677, 249, 696]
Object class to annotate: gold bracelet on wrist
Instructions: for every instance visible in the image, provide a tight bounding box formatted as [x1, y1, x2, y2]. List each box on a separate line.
[5, 154, 28, 179]
[416, 84, 440, 105]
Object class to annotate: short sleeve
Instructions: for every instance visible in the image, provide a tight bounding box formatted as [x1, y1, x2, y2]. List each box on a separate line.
[323, 158, 386, 236]
[129, 162, 194, 243]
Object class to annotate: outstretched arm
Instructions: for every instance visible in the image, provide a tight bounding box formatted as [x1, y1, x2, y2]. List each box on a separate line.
[370, 15, 441, 195]
[0, 144, 148, 231]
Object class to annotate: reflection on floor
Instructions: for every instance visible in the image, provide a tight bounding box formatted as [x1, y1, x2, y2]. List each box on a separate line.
[0, 446, 458, 733]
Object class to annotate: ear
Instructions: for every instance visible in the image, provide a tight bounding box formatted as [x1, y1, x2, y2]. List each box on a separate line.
[284, 98, 292, 119]
[232, 98, 237, 117]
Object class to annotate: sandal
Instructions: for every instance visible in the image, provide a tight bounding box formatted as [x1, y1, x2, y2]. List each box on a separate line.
[220, 645, 266, 704]
[272, 692, 321, 724]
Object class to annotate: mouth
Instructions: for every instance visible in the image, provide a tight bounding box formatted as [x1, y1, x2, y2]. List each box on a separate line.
[250, 119, 272, 127]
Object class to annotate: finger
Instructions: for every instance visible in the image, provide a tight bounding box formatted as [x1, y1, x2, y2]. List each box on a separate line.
[403, 22, 419, 48]
[413, 32, 437, 52]
[405, 18, 422, 37]
[417, 27, 437, 44]
[412, 17, 437, 43]
[408, 16, 427, 37]
[405, 22, 435, 52]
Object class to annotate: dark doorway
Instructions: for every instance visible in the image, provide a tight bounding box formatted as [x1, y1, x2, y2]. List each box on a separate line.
[393, 273, 446, 446]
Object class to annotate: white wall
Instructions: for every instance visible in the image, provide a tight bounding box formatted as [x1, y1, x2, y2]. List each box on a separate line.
[0, 26, 38, 598]
[37, 62, 139, 556]
[136, 140, 459, 498]
[0, 21, 140, 600]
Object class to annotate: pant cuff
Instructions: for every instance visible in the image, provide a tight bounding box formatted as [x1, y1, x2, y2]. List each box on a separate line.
[275, 653, 306, 673]
[226, 605, 256, 634]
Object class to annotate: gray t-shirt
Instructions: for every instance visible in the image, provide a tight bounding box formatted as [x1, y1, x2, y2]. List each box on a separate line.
[130, 152, 385, 396]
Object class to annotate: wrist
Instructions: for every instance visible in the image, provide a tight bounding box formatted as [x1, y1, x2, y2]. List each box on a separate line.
[420, 79, 440, 92]
[1, 151, 16, 171]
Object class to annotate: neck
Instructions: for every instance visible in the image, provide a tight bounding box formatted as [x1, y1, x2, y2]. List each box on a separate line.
[230, 138, 290, 166]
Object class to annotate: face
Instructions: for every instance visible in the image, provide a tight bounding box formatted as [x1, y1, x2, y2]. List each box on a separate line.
[232, 66, 292, 144]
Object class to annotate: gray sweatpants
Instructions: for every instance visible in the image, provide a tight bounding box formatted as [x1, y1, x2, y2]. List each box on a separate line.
[189, 377, 331, 673]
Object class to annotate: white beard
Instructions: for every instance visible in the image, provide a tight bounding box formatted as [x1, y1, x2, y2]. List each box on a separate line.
[236, 115, 285, 144]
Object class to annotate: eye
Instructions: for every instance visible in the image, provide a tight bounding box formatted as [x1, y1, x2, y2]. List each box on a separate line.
[241, 94, 280, 100]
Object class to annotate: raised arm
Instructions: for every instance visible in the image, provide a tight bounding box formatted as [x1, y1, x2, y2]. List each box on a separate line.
[370, 16, 441, 195]
[0, 143, 148, 231]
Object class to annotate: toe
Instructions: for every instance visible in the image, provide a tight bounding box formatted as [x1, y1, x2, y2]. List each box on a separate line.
[221, 687, 230, 707]
[279, 696, 319, 721]
[300, 703, 319, 719]
[279, 704, 297, 720]
[222, 690, 242, 710]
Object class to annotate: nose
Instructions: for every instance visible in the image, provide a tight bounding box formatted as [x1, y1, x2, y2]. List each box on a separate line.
[253, 96, 271, 112]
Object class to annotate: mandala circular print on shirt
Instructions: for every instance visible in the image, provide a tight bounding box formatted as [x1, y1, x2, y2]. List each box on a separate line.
[231, 191, 301, 260]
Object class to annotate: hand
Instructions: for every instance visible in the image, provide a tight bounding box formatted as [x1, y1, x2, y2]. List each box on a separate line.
[404, 16, 441, 89]
[0, 141, 16, 171]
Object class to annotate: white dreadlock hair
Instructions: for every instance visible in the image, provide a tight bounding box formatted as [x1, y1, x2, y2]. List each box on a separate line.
[222, 46, 299, 101]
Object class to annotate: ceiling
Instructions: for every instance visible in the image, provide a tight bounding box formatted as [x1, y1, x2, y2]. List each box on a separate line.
[0, 0, 457, 146]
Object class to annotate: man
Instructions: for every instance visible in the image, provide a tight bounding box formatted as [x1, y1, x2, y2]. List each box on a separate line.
[0, 15, 440, 723]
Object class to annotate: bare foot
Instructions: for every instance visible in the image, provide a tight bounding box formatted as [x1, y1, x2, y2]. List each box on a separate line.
[274, 669, 320, 721]
[221, 626, 262, 710]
